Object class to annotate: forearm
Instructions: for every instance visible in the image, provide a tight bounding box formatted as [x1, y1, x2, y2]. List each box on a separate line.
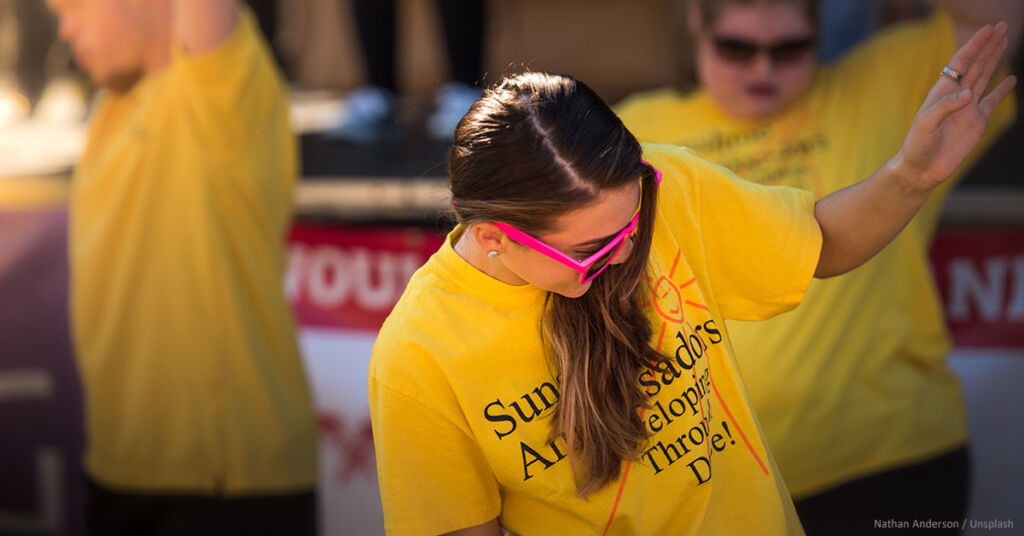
[813, 158, 931, 278]
[173, 0, 240, 55]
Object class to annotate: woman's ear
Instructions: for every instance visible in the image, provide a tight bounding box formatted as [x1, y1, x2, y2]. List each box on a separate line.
[471, 222, 508, 255]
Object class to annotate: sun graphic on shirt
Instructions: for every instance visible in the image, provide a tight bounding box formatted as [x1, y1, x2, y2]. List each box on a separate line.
[642, 248, 709, 352]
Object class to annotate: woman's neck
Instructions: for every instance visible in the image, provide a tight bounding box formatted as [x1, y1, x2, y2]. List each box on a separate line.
[452, 226, 528, 286]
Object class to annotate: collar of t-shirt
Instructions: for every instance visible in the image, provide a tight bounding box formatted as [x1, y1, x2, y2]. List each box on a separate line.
[438, 225, 548, 306]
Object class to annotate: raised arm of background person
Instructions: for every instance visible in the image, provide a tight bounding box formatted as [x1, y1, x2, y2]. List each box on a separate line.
[173, 0, 240, 55]
[443, 519, 503, 536]
[935, 0, 1024, 53]
[813, 22, 1017, 278]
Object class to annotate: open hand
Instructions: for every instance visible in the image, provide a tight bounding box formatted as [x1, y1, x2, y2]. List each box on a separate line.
[895, 21, 1017, 192]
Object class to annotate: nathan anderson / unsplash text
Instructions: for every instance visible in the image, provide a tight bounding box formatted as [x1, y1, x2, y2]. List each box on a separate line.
[874, 519, 1015, 530]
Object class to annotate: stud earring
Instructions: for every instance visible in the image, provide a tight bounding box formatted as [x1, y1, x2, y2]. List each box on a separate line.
[487, 250, 500, 259]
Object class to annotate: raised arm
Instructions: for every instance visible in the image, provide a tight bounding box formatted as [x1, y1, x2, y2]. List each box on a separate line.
[173, 0, 240, 55]
[814, 21, 1017, 278]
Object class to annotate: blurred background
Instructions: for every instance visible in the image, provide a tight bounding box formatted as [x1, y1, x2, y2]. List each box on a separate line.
[0, 0, 1021, 534]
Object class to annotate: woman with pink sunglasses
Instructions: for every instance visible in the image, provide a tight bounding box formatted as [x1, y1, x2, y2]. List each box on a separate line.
[368, 20, 1014, 534]
[617, 1, 1021, 532]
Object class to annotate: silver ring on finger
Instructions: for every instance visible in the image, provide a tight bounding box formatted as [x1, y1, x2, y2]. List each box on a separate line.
[941, 65, 964, 82]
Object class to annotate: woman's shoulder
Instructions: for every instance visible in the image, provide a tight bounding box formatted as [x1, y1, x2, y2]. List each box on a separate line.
[369, 249, 521, 387]
[374, 259, 456, 345]
[368, 271, 464, 408]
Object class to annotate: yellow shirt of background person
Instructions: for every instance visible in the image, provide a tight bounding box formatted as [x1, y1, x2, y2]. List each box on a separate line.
[617, 12, 1016, 498]
[70, 10, 315, 494]
[370, 145, 822, 536]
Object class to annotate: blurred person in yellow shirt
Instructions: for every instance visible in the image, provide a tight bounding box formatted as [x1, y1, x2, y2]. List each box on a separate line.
[45, 0, 316, 533]
[617, 0, 1020, 533]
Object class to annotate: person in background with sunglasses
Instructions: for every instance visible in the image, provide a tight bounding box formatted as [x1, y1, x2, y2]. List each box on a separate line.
[368, 16, 1014, 532]
[616, 0, 1021, 533]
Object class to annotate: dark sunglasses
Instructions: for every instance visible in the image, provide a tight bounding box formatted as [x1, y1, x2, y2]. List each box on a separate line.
[711, 35, 817, 64]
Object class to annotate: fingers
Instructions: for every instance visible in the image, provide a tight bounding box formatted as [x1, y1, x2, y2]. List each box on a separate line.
[945, 24, 995, 85]
[978, 36, 1010, 95]
[965, 22, 1010, 93]
[980, 75, 1018, 117]
[919, 89, 973, 132]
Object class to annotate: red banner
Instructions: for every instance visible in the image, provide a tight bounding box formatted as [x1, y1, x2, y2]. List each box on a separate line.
[286, 223, 1024, 349]
[930, 229, 1024, 347]
[286, 224, 447, 332]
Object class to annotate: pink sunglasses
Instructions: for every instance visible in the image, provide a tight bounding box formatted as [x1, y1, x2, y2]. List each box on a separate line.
[494, 163, 663, 284]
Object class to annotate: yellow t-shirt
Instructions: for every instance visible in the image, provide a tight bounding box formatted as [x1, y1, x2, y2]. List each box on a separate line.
[70, 11, 315, 494]
[617, 12, 1016, 498]
[369, 145, 822, 535]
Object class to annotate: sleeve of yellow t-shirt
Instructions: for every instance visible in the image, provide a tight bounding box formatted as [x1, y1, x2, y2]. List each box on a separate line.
[159, 7, 296, 228]
[163, 7, 295, 188]
[369, 347, 502, 535]
[168, 7, 284, 123]
[646, 145, 822, 321]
